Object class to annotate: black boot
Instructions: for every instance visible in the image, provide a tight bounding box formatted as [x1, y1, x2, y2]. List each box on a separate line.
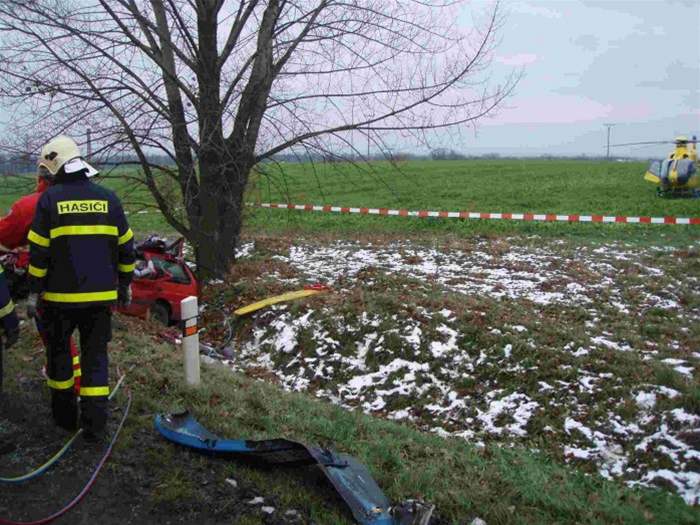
[51, 390, 78, 432]
[80, 396, 108, 440]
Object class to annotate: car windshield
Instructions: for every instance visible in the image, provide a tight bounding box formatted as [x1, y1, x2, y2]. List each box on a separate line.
[151, 258, 191, 284]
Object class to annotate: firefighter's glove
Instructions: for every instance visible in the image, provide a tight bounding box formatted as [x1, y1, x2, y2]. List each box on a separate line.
[117, 284, 132, 308]
[25, 293, 38, 320]
[4, 327, 19, 349]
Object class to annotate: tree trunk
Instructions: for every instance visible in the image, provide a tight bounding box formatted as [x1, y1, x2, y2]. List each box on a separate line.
[194, 155, 250, 279]
[191, 1, 245, 280]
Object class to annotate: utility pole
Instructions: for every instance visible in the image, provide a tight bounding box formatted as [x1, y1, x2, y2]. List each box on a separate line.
[86, 127, 92, 159]
[366, 108, 374, 160]
[603, 123, 615, 160]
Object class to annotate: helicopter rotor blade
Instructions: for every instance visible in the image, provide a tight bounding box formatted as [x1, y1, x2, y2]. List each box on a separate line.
[609, 140, 698, 148]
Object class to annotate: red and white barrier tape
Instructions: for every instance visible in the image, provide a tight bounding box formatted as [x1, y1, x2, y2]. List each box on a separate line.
[255, 203, 700, 225]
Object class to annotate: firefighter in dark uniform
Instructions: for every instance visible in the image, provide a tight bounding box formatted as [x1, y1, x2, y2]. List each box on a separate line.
[26, 136, 134, 440]
[0, 264, 20, 395]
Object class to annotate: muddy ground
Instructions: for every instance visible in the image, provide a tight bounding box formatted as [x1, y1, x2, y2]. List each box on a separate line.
[0, 324, 349, 525]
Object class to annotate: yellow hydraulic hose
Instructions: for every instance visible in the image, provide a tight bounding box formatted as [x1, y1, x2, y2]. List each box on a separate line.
[233, 288, 329, 317]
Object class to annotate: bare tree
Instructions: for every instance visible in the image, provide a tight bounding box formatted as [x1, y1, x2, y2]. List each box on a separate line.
[0, 0, 516, 277]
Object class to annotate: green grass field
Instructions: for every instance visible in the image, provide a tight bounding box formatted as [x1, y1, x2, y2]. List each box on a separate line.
[253, 159, 696, 215]
[1, 160, 698, 523]
[2, 159, 698, 244]
[245, 159, 700, 244]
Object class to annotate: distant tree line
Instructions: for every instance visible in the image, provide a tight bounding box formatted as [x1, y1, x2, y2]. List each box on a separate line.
[270, 150, 649, 163]
[0, 152, 34, 174]
[1, 149, 646, 177]
[2, 147, 498, 175]
[0, 152, 176, 176]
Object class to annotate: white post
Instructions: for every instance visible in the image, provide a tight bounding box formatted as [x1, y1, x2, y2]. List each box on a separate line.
[181, 295, 200, 386]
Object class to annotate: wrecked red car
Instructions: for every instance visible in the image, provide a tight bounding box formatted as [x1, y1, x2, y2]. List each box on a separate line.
[118, 236, 199, 325]
[1, 236, 198, 325]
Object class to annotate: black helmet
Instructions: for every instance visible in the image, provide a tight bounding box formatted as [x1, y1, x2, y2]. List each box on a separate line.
[137, 234, 168, 253]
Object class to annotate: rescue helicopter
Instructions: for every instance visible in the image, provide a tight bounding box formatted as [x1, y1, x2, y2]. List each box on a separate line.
[611, 134, 699, 197]
[643, 135, 699, 198]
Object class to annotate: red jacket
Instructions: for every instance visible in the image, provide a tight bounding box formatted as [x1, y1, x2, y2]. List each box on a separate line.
[0, 179, 48, 251]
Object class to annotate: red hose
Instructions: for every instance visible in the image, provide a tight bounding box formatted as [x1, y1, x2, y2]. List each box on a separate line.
[0, 389, 132, 525]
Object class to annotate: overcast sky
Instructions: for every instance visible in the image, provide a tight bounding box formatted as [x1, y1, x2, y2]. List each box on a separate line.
[1, 1, 698, 159]
[448, 0, 698, 157]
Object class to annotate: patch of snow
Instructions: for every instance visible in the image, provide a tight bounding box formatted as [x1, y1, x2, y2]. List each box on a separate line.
[590, 336, 632, 352]
[503, 344, 512, 359]
[430, 324, 459, 358]
[578, 376, 598, 393]
[632, 470, 700, 505]
[564, 447, 592, 460]
[477, 392, 538, 437]
[571, 346, 590, 357]
[672, 365, 693, 377]
[224, 237, 700, 504]
[235, 241, 255, 259]
[654, 386, 681, 398]
[538, 381, 554, 392]
[439, 308, 454, 320]
[661, 358, 686, 366]
[635, 391, 656, 411]
[564, 418, 627, 478]
[388, 409, 412, 421]
[403, 325, 422, 350]
[670, 408, 700, 425]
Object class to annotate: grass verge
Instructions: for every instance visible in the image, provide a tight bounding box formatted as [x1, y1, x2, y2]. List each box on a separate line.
[1, 315, 696, 524]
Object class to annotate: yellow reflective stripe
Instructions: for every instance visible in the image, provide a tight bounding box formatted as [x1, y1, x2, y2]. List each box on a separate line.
[80, 386, 109, 397]
[50, 225, 118, 239]
[28, 264, 48, 278]
[0, 300, 15, 319]
[43, 290, 117, 303]
[118, 228, 133, 245]
[73, 369, 82, 378]
[72, 356, 80, 365]
[28, 229, 50, 247]
[47, 377, 74, 390]
[118, 262, 135, 273]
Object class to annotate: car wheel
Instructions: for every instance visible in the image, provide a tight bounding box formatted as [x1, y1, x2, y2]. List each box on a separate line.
[150, 301, 170, 326]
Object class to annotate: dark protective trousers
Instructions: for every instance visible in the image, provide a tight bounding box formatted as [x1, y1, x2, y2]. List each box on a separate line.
[43, 306, 111, 434]
[35, 310, 81, 394]
[0, 337, 4, 395]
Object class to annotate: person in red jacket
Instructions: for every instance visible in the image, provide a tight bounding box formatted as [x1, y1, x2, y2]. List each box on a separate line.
[0, 168, 81, 393]
[0, 171, 52, 252]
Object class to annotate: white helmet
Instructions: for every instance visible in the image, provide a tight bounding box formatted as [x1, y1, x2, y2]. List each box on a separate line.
[38, 135, 98, 177]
